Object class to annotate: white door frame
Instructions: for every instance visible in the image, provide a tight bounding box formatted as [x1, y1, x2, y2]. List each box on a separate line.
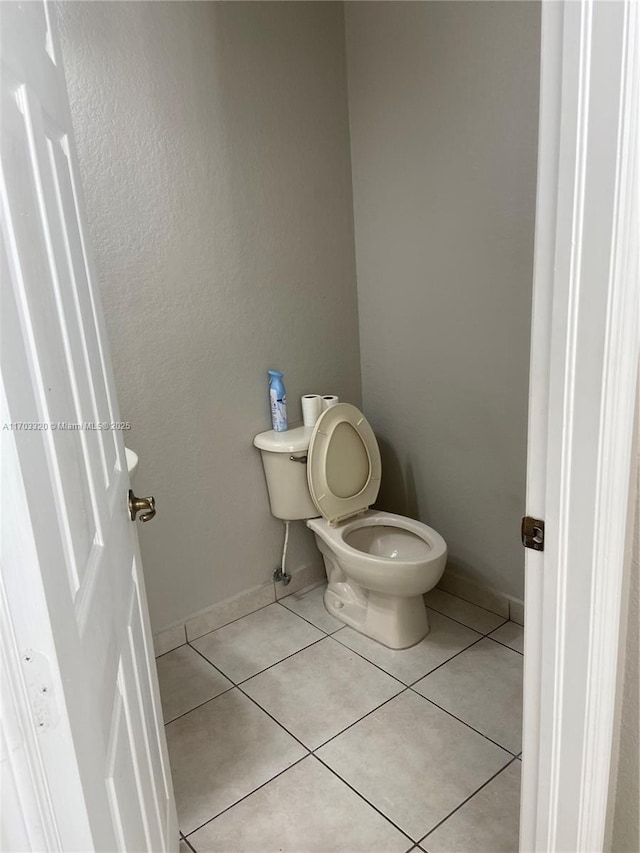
[521, 1, 639, 852]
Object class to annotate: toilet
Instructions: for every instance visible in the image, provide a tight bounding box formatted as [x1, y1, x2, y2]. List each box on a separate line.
[254, 403, 447, 649]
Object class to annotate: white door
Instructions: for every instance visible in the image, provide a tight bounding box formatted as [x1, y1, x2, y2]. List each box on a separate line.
[0, 3, 178, 850]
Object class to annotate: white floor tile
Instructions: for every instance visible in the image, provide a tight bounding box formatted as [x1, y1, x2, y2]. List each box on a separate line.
[187, 755, 410, 853]
[165, 688, 306, 834]
[179, 841, 192, 853]
[191, 603, 324, 683]
[424, 589, 506, 634]
[334, 610, 481, 684]
[280, 584, 344, 633]
[156, 645, 232, 723]
[489, 621, 524, 654]
[316, 690, 511, 841]
[423, 760, 521, 853]
[242, 637, 403, 749]
[413, 638, 523, 753]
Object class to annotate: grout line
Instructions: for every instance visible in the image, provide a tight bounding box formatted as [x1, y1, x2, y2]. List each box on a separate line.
[276, 578, 326, 603]
[185, 598, 277, 645]
[186, 641, 244, 686]
[308, 672, 516, 761]
[170, 598, 521, 846]
[406, 636, 486, 687]
[425, 602, 510, 637]
[417, 756, 518, 845]
[155, 624, 190, 661]
[311, 687, 409, 753]
[275, 598, 335, 636]
[184, 754, 310, 839]
[182, 619, 514, 754]
[182, 628, 412, 741]
[180, 618, 519, 724]
[235, 635, 328, 686]
[158, 581, 510, 660]
[433, 586, 511, 620]
[155, 641, 188, 661]
[162, 684, 236, 726]
[485, 633, 524, 656]
[410, 690, 519, 756]
[180, 682, 427, 843]
[180, 833, 197, 852]
[167, 668, 521, 850]
[326, 633, 412, 686]
[276, 586, 347, 637]
[235, 653, 412, 756]
[489, 617, 511, 634]
[311, 753, 417, 847]
[328, 627, 485, 689]
[188, 634, 328, 688]
[236, 683, 312, 752]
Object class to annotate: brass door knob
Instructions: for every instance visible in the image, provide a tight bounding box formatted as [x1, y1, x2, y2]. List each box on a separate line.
[128, 490, 156, 522]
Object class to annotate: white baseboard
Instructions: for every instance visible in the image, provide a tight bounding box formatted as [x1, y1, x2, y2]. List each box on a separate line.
[437, 569, 525, 625]
[275, 560, 326, 601]
[153, 623, 187, 657]
[153, 561, 326, 656]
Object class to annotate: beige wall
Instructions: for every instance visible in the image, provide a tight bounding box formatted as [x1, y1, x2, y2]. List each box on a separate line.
[345, 1, 540, 599]
[58, 2, 361, 632]
[59, 0, 540, 630]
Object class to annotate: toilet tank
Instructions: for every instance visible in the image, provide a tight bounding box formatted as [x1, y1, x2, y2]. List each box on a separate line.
[253, 425, 320, 520]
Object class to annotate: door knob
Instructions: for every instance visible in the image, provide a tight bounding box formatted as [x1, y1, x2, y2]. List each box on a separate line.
[128, 490, 156, 522]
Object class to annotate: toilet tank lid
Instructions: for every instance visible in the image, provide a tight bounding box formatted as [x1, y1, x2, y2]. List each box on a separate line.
[253, 425, 313, 453]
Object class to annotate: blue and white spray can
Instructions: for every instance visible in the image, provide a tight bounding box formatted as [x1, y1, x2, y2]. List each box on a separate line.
[267, 370, 288, 432]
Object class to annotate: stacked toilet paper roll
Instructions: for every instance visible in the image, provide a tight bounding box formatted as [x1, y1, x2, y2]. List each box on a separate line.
[301, 395, 322, 427]
[301, 394, 340, 426]
[321, 395, 339, 410]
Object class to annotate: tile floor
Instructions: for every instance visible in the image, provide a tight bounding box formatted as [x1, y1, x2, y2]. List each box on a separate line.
[158, 583, 524, 853]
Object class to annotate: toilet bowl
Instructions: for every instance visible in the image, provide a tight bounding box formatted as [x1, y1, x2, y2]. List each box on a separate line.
[308, 511, 447, 649]
[254, 403, 448, 650]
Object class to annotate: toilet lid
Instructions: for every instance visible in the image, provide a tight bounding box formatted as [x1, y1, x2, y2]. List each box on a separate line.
[307, 403, 381, 525]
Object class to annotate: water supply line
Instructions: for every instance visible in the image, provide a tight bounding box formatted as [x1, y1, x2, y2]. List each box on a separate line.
[272, 520, 292, 586]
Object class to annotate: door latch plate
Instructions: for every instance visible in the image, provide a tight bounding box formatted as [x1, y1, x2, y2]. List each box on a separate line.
[522, 516, 545, 551]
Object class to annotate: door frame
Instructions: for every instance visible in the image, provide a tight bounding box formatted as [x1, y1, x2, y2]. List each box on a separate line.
[520, 1, 639, 851]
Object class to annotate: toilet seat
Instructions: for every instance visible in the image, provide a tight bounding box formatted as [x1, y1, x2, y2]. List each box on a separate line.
[307, 403, 381, 525]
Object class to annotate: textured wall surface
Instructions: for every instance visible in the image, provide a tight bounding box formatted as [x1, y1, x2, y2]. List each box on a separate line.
[345, 1, 540, 599]
[58, 1, 361, 631]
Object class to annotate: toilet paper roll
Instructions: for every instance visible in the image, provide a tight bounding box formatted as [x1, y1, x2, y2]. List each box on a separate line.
[301, 394, 323, 427]
[321, 395, 340, 411]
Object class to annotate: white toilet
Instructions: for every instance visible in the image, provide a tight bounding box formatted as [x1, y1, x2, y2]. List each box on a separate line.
[254, 403, 447, 649]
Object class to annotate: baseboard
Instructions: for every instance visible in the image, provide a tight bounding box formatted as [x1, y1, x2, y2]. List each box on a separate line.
[275, 560, 326, 601]
[153, 623, 187, 657]
[152, 561, 326, 655]
[153, 563, 521, 656]
[437, 569, 525, 625]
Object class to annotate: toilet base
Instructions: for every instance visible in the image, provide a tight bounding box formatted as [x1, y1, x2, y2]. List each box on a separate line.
[324, 582, 430, 650]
